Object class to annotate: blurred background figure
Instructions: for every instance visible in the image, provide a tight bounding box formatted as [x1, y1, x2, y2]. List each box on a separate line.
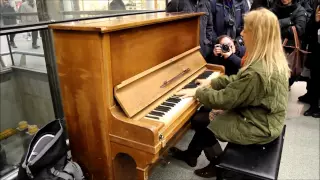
[0, 0, 18, 48]
[166, 0, 213, 61]
[109, 0, 126, 10]
[19, 0, 40, 49]
[302, 4, 320, 118]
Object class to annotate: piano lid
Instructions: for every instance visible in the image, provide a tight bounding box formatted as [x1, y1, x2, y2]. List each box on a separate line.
[49, 12, 205, 33]
[114, 47, 206, 118]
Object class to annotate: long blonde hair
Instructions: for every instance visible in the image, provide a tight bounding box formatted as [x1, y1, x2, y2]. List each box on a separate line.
[242, 8, 290, 80]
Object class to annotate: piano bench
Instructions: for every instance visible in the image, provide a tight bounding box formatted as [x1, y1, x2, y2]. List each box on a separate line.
[216, 125, 286, 180]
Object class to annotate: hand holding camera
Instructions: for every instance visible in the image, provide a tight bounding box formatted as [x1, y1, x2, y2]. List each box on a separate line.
[214, 44, 233, 59]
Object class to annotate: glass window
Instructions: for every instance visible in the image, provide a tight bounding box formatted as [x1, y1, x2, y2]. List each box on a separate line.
[0, 29, 54, 177]
[0, 0, 166, 28]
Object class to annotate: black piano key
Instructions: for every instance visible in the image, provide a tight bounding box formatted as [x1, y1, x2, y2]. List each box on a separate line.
[155, 108, 169, 113]
[155, 107, 170, 112]
[197, 71, 213, 79]
[156, 105, 171, 111]
[167, 98, 181, 103]
[150, 111, 165, 117]
[146, 115, 160, 120]
[162, 102, 175, 107]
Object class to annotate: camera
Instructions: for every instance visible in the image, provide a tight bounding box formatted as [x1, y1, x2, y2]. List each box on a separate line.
[215, 44, 230, 53]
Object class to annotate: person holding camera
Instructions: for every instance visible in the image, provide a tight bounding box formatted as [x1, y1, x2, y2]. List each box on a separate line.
[210, 0, 249, 43]
[209, 35, 246, 75]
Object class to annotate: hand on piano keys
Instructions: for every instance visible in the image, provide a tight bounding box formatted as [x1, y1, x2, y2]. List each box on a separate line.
[145, 71, 219, 122]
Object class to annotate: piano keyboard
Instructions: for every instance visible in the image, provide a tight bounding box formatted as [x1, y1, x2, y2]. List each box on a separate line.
[145, 71, 220, 123]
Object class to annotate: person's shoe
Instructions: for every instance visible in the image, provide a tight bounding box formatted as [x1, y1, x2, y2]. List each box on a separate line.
[32, 44, 40, 49]
[10, 42, 17, 48]
[298, 93, 311, 104]
[169, 147, 197, 167]
[194, 162, 217, 178]
[304, 107, 319, 116]
[312, 111, 320, 118]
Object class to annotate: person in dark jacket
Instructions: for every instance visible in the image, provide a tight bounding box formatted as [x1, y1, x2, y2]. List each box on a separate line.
[210, 0, 249, 43]
[303, 4, 320, 118]
[109, 0, 126, 10]
[208, 35, 246, 75]
[166, 0, 213, 61]
[271, 0, 307, 86]
[271, 0, 307, 41]
[0, 0, 17, 48]
[250, 0, 273, 10]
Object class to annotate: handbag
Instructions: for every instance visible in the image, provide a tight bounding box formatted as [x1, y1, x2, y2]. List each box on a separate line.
[282, 26, 310, 77]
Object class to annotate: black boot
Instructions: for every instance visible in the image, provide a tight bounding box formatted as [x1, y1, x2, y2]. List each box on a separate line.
[169, 147, 197, 167]
[194, 143, 223, 178]
[304, 106, 320, 117]
[298, 93, 311, 104]
[194, 162, 217, 178]
[10, 41, 17, 48]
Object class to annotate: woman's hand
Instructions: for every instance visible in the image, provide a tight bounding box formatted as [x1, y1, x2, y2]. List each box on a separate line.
[316, 6, 320, 23]
[213, 46, 222, 56]
[175, 88, 197, 99]
[195, 79, 211, 88]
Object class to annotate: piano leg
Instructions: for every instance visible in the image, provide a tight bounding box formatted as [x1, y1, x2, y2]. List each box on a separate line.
[111, 142, 156, 180]
[137, 166, 149, 180]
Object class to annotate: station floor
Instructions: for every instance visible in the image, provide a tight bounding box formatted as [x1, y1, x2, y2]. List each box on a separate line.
[149, 81, 320, 180]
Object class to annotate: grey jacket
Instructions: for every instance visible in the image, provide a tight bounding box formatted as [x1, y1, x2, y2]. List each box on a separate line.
[167, 0, 214, 57]
[19, 1, 38, 23]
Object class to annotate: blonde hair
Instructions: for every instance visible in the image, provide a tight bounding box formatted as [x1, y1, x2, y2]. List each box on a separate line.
[242, 8, 290, 80]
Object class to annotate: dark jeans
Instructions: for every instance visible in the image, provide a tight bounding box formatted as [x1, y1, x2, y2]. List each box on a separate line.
[31, 31, 38, 45]
[308, 43, 320, 107]
[188, 107, 220, 160]
[9, 34, 16, 43]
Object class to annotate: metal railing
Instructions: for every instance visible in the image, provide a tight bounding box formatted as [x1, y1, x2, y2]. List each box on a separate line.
[0, 51, 46, 74]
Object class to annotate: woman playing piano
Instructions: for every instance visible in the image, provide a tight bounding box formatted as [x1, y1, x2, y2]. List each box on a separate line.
[170, 8, 290, 178]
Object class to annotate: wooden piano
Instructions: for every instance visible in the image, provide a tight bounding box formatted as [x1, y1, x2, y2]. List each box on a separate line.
[49, 12, 225, 180]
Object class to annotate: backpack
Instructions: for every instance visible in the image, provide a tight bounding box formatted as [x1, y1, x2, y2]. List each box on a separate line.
[17, 119, 85, 180]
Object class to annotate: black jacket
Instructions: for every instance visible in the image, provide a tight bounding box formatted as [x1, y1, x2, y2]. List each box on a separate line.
[271, 0, 307, 40]
[167, 0, 213, 59]
[0, 4, 17, 25]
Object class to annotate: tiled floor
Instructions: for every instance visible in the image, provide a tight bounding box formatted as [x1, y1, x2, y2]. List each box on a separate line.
[149, 82, 320, 180]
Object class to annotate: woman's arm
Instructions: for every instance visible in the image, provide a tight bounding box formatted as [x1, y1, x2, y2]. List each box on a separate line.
[197, 71, 262, 110]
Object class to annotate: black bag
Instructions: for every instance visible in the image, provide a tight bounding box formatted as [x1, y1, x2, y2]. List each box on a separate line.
[17, 120, 84, 180]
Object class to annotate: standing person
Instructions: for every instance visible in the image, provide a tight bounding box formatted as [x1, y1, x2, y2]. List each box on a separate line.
[170, 8, 289, 178]
[109, 0, 126, 10]
[303, 4, 320, 118]
[0, 0, 17, 48]
[19, 0, 40, 49]
[210, 0, 248, 43]
[250, 0, 274, 10]
[166, 0, 214, 61]
[271, 0, 307, 87]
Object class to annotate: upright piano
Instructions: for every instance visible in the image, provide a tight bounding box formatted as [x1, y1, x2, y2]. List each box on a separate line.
[49, 12, 225, 180]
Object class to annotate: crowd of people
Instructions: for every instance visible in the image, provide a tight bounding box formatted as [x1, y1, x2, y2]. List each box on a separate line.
[167, 0, 320, 117]
[167, 0, 320, 178]
[0, 0, 40, 49]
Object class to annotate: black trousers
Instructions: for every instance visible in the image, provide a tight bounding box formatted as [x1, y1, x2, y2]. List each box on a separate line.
[31, 31, 38, 45]
[9, 34, 16, 43]
[188, 107, 220, 160]
[308, 43, 320, 107]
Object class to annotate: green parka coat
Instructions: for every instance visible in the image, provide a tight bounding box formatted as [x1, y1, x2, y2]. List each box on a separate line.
[195, 61, 288, 145]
